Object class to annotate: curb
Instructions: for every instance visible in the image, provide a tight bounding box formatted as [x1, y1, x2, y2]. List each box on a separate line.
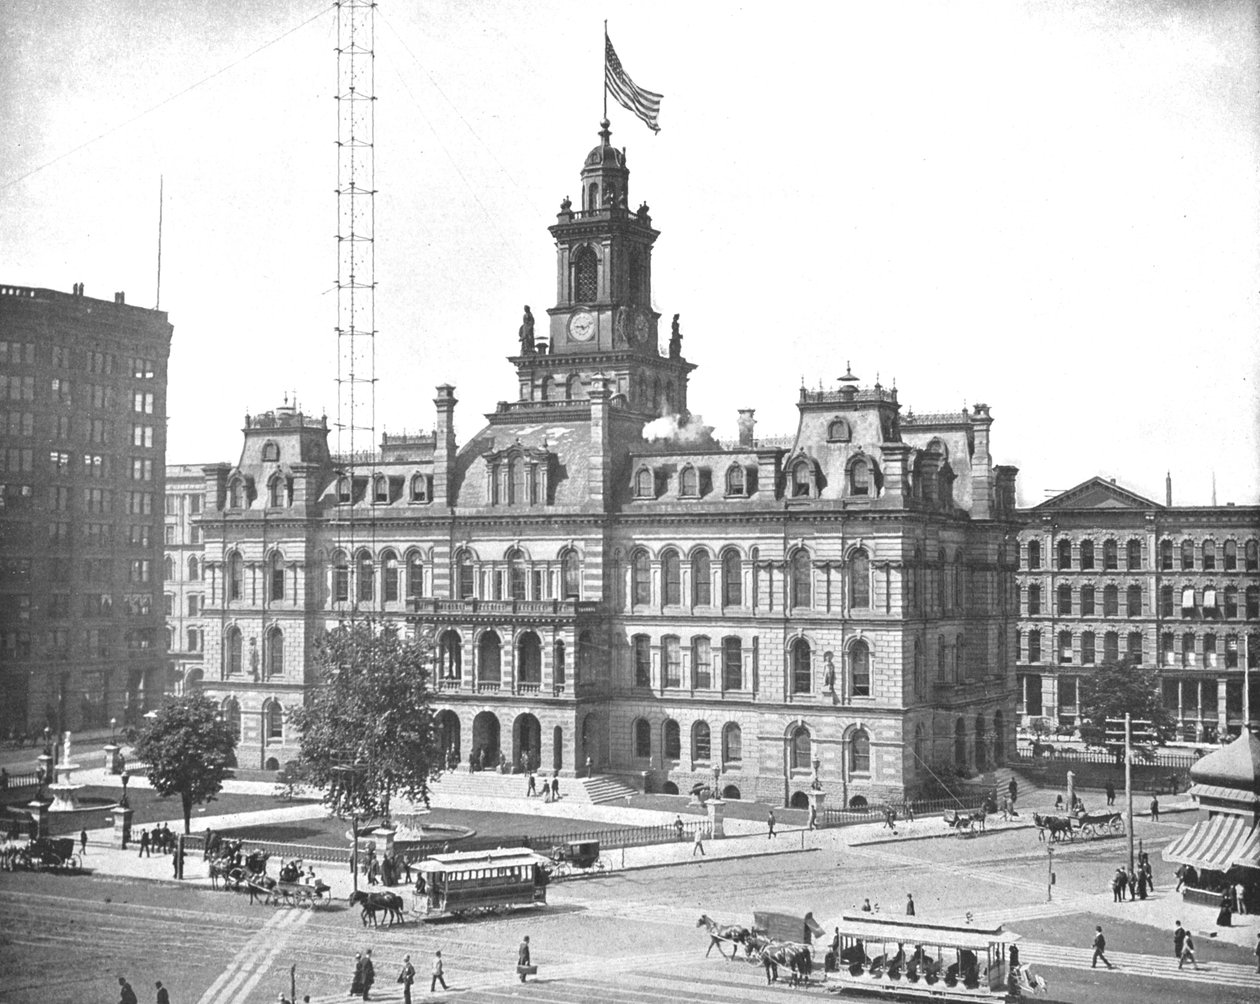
[596, 843, 821, 877]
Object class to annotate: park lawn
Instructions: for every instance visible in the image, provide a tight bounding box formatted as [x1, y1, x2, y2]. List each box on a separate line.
[215, 806, 641, 848]
[33, 786, 318, 835]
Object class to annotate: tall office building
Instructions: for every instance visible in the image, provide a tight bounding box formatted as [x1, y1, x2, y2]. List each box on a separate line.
[0, 283, 172, 735]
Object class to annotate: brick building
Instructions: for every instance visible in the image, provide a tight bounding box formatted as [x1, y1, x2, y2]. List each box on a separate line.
[164, 464, 206, 696]
[187, 122, 1021, 802]
[1015, 477, 1260, 740]
[0, 283, 172, 735]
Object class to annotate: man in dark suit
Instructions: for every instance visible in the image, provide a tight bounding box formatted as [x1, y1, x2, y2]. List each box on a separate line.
[155, 981, 170, 1004]
[518, 936, 531, 982]
[361, 949, 375, 1000]
[397, 954, 415, 1004]
[118, 977, 138, 1004]
[1173, 920, 1186, 960]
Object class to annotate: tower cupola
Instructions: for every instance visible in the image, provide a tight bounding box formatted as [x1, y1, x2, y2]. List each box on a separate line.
[580, 119, 630, 211]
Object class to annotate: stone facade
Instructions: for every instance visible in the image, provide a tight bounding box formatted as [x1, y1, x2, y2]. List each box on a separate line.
[183, 123, 1021, 802]
[164, 465, 206, 696]
[0, 283, 171, 734]
[1015, 477, 1260, 740]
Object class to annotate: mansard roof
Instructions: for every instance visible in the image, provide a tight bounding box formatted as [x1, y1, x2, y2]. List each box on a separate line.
[452, 420, 589, 508]
[1028, 476, 1163, 513]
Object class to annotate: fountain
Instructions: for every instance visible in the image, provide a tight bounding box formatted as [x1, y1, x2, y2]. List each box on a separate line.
[47, 730, 85, 812]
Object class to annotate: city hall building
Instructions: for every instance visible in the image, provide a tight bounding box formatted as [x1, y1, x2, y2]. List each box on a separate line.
[188, 123, 1022, 805]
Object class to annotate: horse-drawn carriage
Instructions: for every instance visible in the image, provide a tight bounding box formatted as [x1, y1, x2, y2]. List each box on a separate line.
[1032, 810, 1124, 842]
[15, 837, 81, 873]
[546, 839, 604, 877]
[943, 809, 988, 835]
[695, 910, 822, 986]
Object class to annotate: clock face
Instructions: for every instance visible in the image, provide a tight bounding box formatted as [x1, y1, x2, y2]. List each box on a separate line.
[569, 310, 596, 342]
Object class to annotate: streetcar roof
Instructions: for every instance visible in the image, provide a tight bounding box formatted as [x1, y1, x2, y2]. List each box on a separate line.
[836, 913, 1020, 950]
[417, 847, 544, 873]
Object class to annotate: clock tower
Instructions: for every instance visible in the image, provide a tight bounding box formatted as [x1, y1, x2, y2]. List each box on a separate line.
[508, 120, 692, 420]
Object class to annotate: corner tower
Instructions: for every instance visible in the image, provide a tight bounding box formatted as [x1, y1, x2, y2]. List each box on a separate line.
[507, 121, 693, 421]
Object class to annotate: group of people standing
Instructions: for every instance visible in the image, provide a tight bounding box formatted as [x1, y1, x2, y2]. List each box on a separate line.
[1110, 852, 1156, 901]
[525, 770, 561, 802]
[347, 937, 535, 1001]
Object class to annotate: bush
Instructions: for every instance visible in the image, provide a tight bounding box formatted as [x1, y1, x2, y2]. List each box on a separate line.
[273, 760, 310, 801]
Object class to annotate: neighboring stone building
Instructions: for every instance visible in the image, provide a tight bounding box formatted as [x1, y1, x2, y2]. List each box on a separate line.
[1015, 478, 1260, 740]
[0, 283, 172, 734]
[190, 122, 1022, 802]
[164, 464, 206, 696]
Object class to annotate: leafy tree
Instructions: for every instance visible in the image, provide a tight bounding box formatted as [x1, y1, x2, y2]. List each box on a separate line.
[1077, 658, 1177, 758]
[132, 694, 237, 833]
[290, 619, 441, 822]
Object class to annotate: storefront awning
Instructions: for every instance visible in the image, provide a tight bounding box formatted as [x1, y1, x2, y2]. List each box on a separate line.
[1162, 814, 1255, 872]
[1231, 823, 1260, 870]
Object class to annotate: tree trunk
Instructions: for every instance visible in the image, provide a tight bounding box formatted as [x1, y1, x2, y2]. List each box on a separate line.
[182, 791, 193, 834]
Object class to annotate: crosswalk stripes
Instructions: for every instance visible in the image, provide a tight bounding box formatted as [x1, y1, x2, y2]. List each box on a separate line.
[195, 908, 311, 1004]
[1020, 939, 1260, 990]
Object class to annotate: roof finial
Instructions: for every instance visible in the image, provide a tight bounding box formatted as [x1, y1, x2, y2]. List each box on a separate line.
[838, 362, 858, 384]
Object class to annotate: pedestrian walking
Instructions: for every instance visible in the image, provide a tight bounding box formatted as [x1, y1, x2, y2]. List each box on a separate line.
[906, 893, 916, 917]
[526, 772, 537, 797]
[361, 948, 375, 1000]
[1090, 926, 1113, 969]
[517, 935, 532, 983]
[861, 898, 873, 913]
[155, 981, 170, 1004]
[767, 810, 776, 839]
[551, 774, 560, 801]
[397, 954, 415, 1004]
[349, 952, 364, 997]
[1008, 777, 1018, 807]
[1150, 795, 1160, 821]
[674, 815, 685, 840]
[138, 828, 150, 858]
[1179, 931, 1198, 970]
[430, 951, 447, 992]
[80, 828, 88, 855]
[118, 977, 139, 1004]
[692, 825, 706, 857]
[808, 804, 818, 830]
[883, 806, 898, 835]
[1172, 920, 1186, 960]
[1105, 781, 1115, 807]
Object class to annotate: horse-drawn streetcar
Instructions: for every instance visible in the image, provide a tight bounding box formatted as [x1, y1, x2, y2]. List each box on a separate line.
[411, 848, 549, 921]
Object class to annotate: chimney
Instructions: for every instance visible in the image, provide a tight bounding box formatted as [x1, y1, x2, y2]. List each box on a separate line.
[969, 403, 993, 519]
[737, 409, 756, 447]
[1165, 471, 1172, 507]
[114, 291, 125, 304]
[432, 386, 458, 506]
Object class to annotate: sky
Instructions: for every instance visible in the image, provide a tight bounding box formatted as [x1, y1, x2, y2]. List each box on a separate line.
[3, 0, 1258, 508]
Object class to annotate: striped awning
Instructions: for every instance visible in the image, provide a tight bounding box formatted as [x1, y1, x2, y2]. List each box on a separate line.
[1231, 823, 1260, 870]
[1162, 814, 1255, 872]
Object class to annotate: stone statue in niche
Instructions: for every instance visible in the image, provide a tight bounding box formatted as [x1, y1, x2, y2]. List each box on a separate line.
[249, 638, 260, 681]
[668, 314, 682, 360]
[823, 651, 836, 692]
[518, 306, 535, 354]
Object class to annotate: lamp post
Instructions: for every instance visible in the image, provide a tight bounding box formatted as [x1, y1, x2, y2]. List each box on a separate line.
[110, 717, 116, 743]
[120, 770, 130, 809]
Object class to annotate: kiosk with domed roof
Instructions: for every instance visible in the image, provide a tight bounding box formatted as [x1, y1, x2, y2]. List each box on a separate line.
[1163, 728, 1259, 909]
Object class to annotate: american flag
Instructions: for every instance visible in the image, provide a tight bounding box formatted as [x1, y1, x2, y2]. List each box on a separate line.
[605, 35, 663, 134]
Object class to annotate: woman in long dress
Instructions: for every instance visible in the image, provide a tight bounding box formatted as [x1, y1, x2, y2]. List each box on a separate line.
[350, 952, 365, 995]
[1216, 890, 1233, 927]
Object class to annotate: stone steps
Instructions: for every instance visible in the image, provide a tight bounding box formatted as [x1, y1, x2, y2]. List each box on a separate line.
[581, 774, 642, 804]
[425, 769, 642, 806]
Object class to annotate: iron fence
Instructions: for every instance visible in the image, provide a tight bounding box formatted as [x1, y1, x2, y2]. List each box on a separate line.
[186, 833, 351, 865]
[1013, 747, 1197, 769]
[818, 794, 989, 829]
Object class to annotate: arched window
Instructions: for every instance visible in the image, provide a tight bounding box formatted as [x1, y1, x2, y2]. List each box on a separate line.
[722, 722, 742, 763]
[1082, 630, 1096, 664]
[261, 440, 280, 463]
[267, 628, 283, 678]
[586, 182, 598, 211]
[332, 550, 349, 602]
[438, 630, 461, 679]
[849, 549, 870, 609]
[381, 551, 399, 603]
[1181, 539, 1195, 570]
[228, 552, 243, 601]
[1081, 584, 1096, 616]
[791, 460, 813, 498]
[163, 556, 174, 581]
[1224, 539, 1238, 570]
[721, 549, 742, 606]
[222, 698, 241, 740]
[1224, 585, 1239, 618]
[914, 723, 927, 771]
[1080, 540, 1095, 569]
[566, 374, 583, 400]
[1202, 539, 1216, 570]
[410, 473, 430, 503]
[1058, 629, 1073, 664]
[791, 639, 811, 693]
[228, 478, 244, 509]
[850, 640, 871, 697]
[632, 634, 651, 687]
[1126, 584, 1141, 617]
[633, 718, 651, 759]
[1126, 538, 1141, 570]
[456, 550, 475, 600]
[849, 458, 870, 496]
[1246, 586, 1259, 619]
[1027, 539, 1041, 569]
[188, 556, 199, 581]
[661, 549, 681, 605]
[691, 550, 711, 606]
[561, 549, 581, 599]
[631, 550, 651, 606]
[226, 627, 242, 676]
[356, 549, 374, 602]
[634, 467, 653, 498]
[790, 549, 812, 608]
[479, 631, 502, 683]
[1129, 630, 1144, 663]
[790, 725, 811, 770]
[1027, 584, 1041, 615]
[573, 245, 598, 302]
[265, 701, 283, 742]
[1057, 583, 1072, 616]
[1246, 540, 1259, 571]
[663, 719, 681, 760]
[1104, 630, 1120, 663]
[913, 640, 925, 696]
[1103, 584, 1118, 616]
[725, 464, 746, 497]
[692, 636, 712, 689]
[722, 637, 743, 690]
[692, 721, 711, 761]
[507, 548, 527, 600]
[679, 465, 699, 497]
[269, 552, 285, 601]
[268, 475, 284, 508]
[663, 636, 682, 687]
[372, 474, 388, 504]
[1057, 538, 1072, 570]
[1102, 538, 1117, 570]
[827, 417, 850, 442]
[1028, 629, 1041, 663]
[518, 632, 541, 684]
[337, 476, 352, 504]
[849, 729, 870, 773]
[553, 639, 566, 685]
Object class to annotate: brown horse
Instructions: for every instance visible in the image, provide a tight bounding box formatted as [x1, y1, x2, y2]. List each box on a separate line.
[696, 914, 751, 960]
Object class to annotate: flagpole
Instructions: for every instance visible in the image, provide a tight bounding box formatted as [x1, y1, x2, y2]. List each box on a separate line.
[603, 20, 608, 120]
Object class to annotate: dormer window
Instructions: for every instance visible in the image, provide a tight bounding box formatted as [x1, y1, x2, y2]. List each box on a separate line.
[336, 476, 352, 504]
[827, 417, 851, 442]
[261, 440, 280, 462]
[634, 466, 654, 499]
[372, 474, 389, 504]
[679, 464, 698, 498]
[849, 458, 870, 496]
[725, 464, 746, 497]
[410, 473, 432, 503]
[227, 478, 244, 509]
[267, 475, 284, 508]
[791, 460, 813, 498]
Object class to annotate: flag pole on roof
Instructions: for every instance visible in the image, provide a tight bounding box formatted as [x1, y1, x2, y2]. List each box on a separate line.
[604, 24, 663, 134]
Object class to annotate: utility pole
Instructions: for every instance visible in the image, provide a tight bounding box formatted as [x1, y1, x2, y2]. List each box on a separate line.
[1046, 844, 1054, 902]
[1125, 713, 1134, 874]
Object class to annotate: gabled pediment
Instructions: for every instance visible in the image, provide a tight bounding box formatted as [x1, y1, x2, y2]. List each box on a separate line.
[1031, 477, 1162, 512]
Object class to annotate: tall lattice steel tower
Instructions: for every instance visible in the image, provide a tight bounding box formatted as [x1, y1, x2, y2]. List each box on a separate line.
[335, 0, 377, 566]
